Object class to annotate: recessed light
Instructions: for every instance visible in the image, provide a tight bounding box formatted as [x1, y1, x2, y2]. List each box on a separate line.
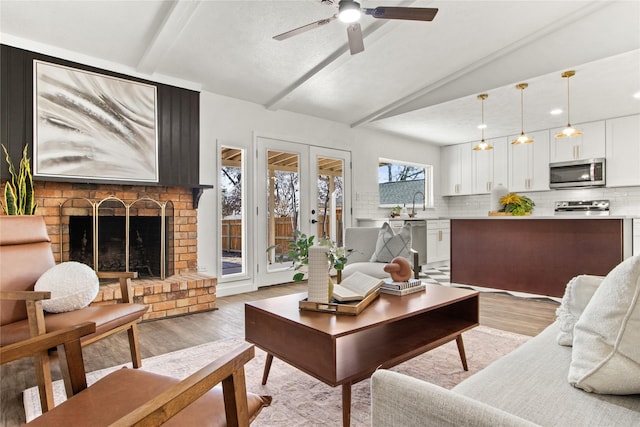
[550, 108, 563, 115]
[477, 124, 487, 129]
[633, 91, 640, 99]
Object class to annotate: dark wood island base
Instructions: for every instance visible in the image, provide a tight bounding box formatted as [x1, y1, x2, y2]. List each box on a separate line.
[450, 217, 632, 298]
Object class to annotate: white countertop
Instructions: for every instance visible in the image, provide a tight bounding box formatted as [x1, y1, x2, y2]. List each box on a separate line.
[448, 215, 633, 220]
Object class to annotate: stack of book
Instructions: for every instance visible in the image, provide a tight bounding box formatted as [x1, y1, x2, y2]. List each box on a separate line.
[380, 277, 425, 296]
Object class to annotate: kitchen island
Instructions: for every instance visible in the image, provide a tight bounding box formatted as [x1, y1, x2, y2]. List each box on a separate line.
[450, 217, 632, 298]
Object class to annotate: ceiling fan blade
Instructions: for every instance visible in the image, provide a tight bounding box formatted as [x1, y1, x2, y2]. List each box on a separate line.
[346, 23, 364, 55]
[273, 15, 337, 41]
[363, 7, 438, 21]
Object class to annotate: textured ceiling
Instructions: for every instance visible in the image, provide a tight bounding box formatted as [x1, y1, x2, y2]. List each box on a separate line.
[1, 0, 639, 145]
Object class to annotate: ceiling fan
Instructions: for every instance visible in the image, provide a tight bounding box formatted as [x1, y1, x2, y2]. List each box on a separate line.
[273, 0, 438, 55]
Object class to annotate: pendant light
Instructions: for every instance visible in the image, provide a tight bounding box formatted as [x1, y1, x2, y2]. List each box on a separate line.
[512, 83, 534, 145]
[472, 94, 493, 151]
[556, 70, 582, 138]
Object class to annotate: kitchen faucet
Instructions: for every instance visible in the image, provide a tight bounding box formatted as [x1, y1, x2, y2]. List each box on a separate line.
[410, 191, 425, 217]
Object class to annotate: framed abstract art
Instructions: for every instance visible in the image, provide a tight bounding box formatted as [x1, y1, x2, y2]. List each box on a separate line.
[33, 60, 159, 182]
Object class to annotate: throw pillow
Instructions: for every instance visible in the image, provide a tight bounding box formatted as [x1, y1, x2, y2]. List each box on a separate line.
[34, 261, 100, 313]
[555, 274, 604, 346]
[568, 255, 640, 394]
[370, 222, 412, 263]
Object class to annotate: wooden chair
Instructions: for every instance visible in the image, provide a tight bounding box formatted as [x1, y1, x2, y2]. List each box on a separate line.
[0, 322, 271, 426]
[0, 215, 148, 413]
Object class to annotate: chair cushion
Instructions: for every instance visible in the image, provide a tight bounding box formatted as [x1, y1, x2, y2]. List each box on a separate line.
[369, 222, 412, 263]
[342, 262, 389, 280]
[555, 274, 604, 346]
[25, 367, 272, 426]
[568, 255, 640, 394]
[0, 303, 148, 346]
[34, 262, 99, 313]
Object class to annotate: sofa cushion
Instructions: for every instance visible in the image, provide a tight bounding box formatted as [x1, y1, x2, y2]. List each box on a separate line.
[555, 274, 604, 346]
[568, 255, 640, 394]
[25, 367, 272, 427]
[369, 223, 411, 263]
[454, 322, 640, 425]
[34, 262, 99, 313]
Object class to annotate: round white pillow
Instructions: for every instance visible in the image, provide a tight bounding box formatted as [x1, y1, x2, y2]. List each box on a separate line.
[34, 261, 99, 313]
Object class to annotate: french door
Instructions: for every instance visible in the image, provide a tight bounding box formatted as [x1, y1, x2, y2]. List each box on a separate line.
[255, 136, 351, 287]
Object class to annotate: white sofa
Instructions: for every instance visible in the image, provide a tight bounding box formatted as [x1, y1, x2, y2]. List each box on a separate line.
[371, 260, 640, 426]
[341, 227, 420, 281]
[371, 321, 640, 426]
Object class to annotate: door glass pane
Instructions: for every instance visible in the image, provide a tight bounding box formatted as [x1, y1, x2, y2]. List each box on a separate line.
[266, 149, 299, 272]
[316, 156, 344, 246]
[220, 147, 245, 276]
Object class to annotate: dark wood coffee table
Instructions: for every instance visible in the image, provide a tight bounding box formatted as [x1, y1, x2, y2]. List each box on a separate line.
[245, 284, 479, 426]
[245, 285, 479, 426]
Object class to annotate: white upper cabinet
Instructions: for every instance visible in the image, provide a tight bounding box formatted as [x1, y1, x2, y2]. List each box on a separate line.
[606, 114, 640, 187]
[549, 120, 606, 163]
[472, 137, 508, 194]
[441, 143, 472, 196]
[508, 130, 550, 192]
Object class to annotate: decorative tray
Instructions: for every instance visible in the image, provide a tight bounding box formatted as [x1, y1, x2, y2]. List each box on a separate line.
[299, 289, 380, 315]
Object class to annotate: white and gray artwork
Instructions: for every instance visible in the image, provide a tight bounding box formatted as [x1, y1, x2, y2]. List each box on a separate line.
[33, 60, 158, 182]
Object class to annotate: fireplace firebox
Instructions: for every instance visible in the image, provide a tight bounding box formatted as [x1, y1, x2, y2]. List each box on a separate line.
[60, 196, 174, 279]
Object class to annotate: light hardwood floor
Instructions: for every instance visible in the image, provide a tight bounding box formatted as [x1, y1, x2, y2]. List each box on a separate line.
[1, 282, 558, 426]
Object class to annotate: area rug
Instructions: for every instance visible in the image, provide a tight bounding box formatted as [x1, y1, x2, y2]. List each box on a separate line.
[24, 325, 529, 426]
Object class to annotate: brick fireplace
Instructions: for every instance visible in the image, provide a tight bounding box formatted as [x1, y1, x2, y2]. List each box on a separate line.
[34, 181, 216, 321]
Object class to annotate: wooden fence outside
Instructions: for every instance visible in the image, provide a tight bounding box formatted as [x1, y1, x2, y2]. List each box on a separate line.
[221, 210, 343, 256]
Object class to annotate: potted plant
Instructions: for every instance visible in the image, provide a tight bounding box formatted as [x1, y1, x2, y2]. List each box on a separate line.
[1, 144, 37, 215]
[389, 205, 402, 218]
[286, 230, 348, 282]
[498, 193, 535, 216]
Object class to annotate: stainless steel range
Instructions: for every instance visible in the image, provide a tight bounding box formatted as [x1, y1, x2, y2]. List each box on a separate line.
[554, 200, 610, 216]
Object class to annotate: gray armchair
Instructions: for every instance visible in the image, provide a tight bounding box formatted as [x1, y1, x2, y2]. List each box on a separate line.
[340, 227, 420, 282]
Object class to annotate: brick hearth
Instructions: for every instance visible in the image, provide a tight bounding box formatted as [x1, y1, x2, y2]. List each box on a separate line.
[32, 181, 217, 320]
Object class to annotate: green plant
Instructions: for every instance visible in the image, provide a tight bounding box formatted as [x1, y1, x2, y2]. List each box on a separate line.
[390, 205, 402, 217]
[2, 144, 37, 215]
[281, 230, 348, 282]
[499, 193, 535, 216]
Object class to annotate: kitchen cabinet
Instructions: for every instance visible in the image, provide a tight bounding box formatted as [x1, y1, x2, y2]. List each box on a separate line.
[441, 143, 472, 196]
[426, 220, 450, 265]
[634, 219, 640, 257]
[606, 114, 640, 187]
[508, 130, 550, 192]
[451, 218, 631, 298]
[472, 137, 508, 194]
[549, 120, 606, 163]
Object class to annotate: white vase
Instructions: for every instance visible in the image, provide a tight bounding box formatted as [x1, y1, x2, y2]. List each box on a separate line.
[307, 246, 330, 303]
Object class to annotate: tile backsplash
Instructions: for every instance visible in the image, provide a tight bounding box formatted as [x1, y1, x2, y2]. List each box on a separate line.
[354, 186, 640, 221]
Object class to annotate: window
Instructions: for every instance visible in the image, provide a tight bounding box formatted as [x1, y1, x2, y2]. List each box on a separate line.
[378, 158, 433, 208]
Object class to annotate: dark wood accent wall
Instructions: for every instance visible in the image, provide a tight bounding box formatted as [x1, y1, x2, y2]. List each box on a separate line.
[0, 44, 200, 187]
[450, 218, 629, 298]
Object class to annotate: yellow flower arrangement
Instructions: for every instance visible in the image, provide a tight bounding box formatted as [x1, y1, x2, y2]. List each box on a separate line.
[499, 193, 535, 216]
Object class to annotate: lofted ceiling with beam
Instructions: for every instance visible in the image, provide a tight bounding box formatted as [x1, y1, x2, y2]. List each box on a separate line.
[1, 0, 639, 146]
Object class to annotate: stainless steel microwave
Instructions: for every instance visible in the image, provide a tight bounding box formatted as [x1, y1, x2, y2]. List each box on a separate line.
[549, 158, 606, 189]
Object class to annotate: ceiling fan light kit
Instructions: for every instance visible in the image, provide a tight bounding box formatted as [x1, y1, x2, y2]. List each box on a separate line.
[512, 83, 534, 145]
[273, 0, 438, 55]
[473, 94, 494, 151]
[556, 70, 583, 139]
[339, 0, 361, 22]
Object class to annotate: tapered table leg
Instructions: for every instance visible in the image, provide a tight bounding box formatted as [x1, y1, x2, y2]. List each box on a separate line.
[262, 353, 274, 385]
[342, 382, 352, 427]
[456, 334, 468, 371]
